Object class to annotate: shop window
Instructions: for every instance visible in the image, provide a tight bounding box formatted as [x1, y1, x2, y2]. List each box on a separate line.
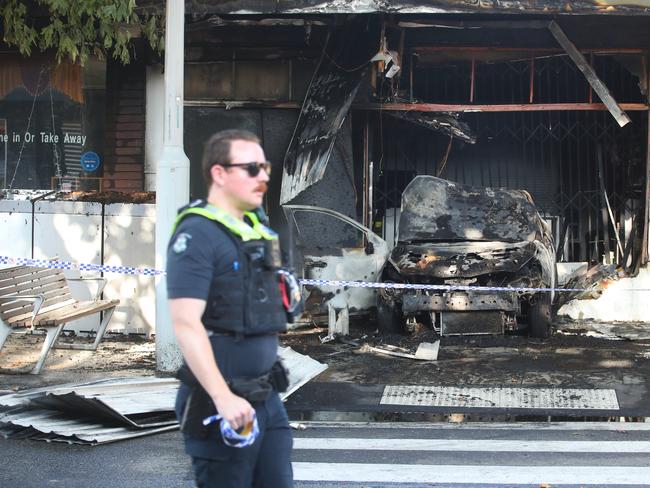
[0, 54, 106, 190]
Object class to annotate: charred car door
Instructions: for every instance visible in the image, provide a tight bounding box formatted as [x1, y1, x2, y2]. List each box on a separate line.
[284, 205, 389, 328]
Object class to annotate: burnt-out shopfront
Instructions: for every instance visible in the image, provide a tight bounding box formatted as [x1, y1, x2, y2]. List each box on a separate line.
[181, 3, 650, 331]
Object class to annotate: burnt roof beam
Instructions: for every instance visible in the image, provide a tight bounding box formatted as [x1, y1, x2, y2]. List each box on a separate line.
[548, 20, 631, 127]
[397, 20, 552, 29]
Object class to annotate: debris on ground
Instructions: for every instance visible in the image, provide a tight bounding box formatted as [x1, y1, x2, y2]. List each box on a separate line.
[556, 317, 650, 341]
[281, 318, 650, 388]
[554, 263, 620, 309]
[359, 341, 439, 361]
[414, 341, 440, 360]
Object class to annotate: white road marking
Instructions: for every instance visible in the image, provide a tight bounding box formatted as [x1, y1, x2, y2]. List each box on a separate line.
[299, 420, 650, 431]
[381, 385, 620, 409]
[292, 463, 650, 484]
[294, 437, 650, 452]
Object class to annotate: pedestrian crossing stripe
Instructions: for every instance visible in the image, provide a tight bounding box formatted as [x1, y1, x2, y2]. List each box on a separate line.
[294, 437, 650, 452]
[292, 463, 650, 484]
[380, 385, 620, 410]
[298, 420, 650, 431]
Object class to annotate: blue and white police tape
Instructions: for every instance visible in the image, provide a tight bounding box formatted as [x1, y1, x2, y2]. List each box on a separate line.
[202, 413, 259, 448]
[299, 278, 589, 294]
[2, 254, 645, 294]
[0, 255, 165, 277]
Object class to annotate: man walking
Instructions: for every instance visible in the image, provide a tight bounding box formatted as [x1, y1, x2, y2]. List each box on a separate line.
[166, 129, 293, 488]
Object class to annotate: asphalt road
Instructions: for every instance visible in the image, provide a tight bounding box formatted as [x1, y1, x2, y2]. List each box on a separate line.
[2, 421, 650, 487]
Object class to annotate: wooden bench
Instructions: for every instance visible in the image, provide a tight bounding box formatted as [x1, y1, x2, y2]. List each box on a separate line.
[0, 265, 120, 374]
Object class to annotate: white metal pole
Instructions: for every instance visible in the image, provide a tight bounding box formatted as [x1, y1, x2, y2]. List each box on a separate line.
[155, 0, 190, 372]
[144, 65, 164, 191]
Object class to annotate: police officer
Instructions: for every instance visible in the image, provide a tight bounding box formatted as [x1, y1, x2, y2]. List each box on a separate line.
[166, 129, 293, 488]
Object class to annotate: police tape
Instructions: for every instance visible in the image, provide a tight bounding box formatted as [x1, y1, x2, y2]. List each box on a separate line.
[202, 413, 259, 448]
[0, 255, 164, 277]
[0, 254, 632, 294]
[299, 278, 587, 293]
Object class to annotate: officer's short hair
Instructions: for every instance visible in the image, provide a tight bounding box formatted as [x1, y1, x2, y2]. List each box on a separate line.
[202, 129, 261, 186]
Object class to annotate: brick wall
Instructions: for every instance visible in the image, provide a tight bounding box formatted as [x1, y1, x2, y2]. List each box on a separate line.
[103, 60, 146, 191]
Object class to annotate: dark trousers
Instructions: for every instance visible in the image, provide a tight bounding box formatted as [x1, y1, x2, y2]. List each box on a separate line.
[190, 393, 293, 488]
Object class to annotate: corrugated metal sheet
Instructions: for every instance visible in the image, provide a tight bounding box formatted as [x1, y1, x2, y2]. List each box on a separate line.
[0, 407, 177, 445]
[0, 377, 179, 444]
[0, 377, 177, 420]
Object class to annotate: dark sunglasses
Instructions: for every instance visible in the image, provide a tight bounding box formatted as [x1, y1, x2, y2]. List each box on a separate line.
[219, 161, 272, 177]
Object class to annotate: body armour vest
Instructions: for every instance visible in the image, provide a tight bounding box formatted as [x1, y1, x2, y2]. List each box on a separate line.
[172, 200, 287, 336]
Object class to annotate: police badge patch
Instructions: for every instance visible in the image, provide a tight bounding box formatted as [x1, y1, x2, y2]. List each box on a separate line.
[173, 233, 192, 253]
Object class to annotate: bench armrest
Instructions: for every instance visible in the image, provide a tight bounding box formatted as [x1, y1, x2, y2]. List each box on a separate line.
[0, 294, 46, 327]
[67, 277, 107, 301]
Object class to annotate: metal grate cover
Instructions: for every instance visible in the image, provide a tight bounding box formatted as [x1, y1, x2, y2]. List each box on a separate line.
[380, 385, 619, 410]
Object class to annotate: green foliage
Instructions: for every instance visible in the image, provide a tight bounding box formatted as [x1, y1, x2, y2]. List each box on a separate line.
[1, 0, 164, 65]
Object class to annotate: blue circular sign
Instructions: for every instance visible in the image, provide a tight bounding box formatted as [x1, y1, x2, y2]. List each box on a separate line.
[80, 151, 101, 173]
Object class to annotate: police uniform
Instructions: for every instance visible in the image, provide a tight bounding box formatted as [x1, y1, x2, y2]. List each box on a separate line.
[166, 200, 293, 488]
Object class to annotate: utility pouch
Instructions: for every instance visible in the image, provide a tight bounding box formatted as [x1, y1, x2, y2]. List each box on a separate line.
[176, 363, 197, 386]
[269, 359, 289, 393]
[229, 376, 273, 403]
[176, 366, 215, 439]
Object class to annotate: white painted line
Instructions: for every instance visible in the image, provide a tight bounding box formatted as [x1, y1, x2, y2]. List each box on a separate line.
[294, 437, 650, 453]
[292, 463, 650, 484]
[381, 385, 620, 410]
[298, 421, 650, 431]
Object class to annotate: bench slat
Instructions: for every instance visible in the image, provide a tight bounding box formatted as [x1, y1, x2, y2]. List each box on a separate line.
[1, 296, 74, 322]
[9, 299, 119, 327]
[0, 274, 69, 297]
[5, 299, 77, 325]
[0, 290, 74, 318]
[0, 264, 43, 278]
[0, 276, 58, 292]
[0, 268, 67, 289]
[0, 285, 73, 310]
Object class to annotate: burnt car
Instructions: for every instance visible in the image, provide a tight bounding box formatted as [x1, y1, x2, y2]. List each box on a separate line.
[378, 176, 557, 338]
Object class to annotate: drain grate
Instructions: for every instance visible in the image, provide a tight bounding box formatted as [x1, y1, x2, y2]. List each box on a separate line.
[380, 385, 619, 410]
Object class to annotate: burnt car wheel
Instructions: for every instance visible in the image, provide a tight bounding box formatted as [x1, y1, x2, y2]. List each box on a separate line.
[377, 299, 403, 334]
[528, 293, 553, 338]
